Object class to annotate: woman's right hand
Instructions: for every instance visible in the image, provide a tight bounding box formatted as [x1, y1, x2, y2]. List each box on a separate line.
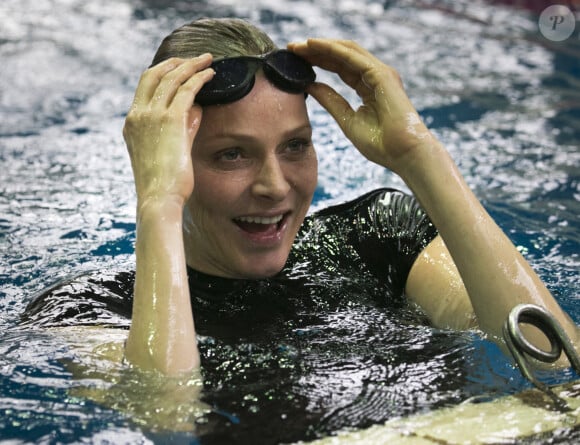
[123, 55, 215, 208]
[123, 56, 213, 375]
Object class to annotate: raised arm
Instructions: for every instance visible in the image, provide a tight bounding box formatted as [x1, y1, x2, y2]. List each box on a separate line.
[288, 39, 579, 356]
[122, 55, 214, 375]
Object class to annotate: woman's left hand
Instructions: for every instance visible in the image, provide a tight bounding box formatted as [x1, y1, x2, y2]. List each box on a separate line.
[288, 39, 431, 175]
[289, 41, 580, 362]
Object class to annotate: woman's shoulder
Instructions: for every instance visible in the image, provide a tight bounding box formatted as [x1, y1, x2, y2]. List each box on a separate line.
[19, 269, 135, 329]
[307, 187, 433, 236]
[294, 187, 437, 286]
[310, 187, 405, 218]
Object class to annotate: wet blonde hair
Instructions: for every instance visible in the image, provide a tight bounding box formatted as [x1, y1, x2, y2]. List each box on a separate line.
[151, 17, 277, 65]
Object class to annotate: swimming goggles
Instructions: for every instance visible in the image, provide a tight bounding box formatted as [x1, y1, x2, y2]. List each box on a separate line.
[196, 49, 316, 106]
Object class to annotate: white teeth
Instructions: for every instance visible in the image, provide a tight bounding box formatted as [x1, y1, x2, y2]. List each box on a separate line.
[236, 215, 284, 225]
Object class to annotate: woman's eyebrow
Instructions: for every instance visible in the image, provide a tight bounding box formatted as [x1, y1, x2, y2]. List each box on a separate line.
[209, 123, 312, 141]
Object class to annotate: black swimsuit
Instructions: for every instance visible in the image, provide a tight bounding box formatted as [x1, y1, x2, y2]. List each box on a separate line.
[24, 189, 491, 445]
[21, 188, 437, 330]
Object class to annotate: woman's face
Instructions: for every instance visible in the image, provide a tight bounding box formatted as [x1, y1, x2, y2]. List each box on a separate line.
[185, 74, 318, 279]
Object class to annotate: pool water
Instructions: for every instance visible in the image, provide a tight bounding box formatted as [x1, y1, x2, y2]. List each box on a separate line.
[1, 0, 579, 443]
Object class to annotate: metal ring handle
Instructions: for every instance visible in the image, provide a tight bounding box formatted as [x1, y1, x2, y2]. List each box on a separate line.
[505, 304, 580, 372]
[503, 304, 580, 412]
[507, 304, 562, 363]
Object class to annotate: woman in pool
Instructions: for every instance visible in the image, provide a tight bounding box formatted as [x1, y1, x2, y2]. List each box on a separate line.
[22, 17, 577, 385]
[114, 17, 580, 376]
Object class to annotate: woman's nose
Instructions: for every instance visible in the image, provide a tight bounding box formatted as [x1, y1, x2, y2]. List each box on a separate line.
[251, 155, 291, 201]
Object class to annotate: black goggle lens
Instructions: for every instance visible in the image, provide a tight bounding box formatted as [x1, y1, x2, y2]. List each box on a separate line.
[196, 50, 315, 106]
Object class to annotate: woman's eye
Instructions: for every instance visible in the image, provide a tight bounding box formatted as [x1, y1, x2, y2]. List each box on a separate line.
[217, 148, 242, 162]
[286, 138, 311, 154]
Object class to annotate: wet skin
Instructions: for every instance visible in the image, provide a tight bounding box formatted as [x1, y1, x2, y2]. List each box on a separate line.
[184, 74, 318, 279]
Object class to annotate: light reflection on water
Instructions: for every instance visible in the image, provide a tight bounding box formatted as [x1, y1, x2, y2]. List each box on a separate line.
[1, 0, 579, 443]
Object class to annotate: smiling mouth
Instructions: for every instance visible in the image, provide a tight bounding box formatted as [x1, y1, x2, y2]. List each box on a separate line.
[233, 213, 287, 234]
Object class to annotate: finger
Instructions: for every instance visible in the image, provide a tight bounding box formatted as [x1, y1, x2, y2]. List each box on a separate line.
[290, 39, 385, 100]
[132, 57, 188, 106]
[151, 54, 213, 108]
[289, 39, 375, 74]
[158, 67, 216, 147]
[170, 67, 215, 115]
[306, 82, 356, 137]
[292, 39, 408, 113]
